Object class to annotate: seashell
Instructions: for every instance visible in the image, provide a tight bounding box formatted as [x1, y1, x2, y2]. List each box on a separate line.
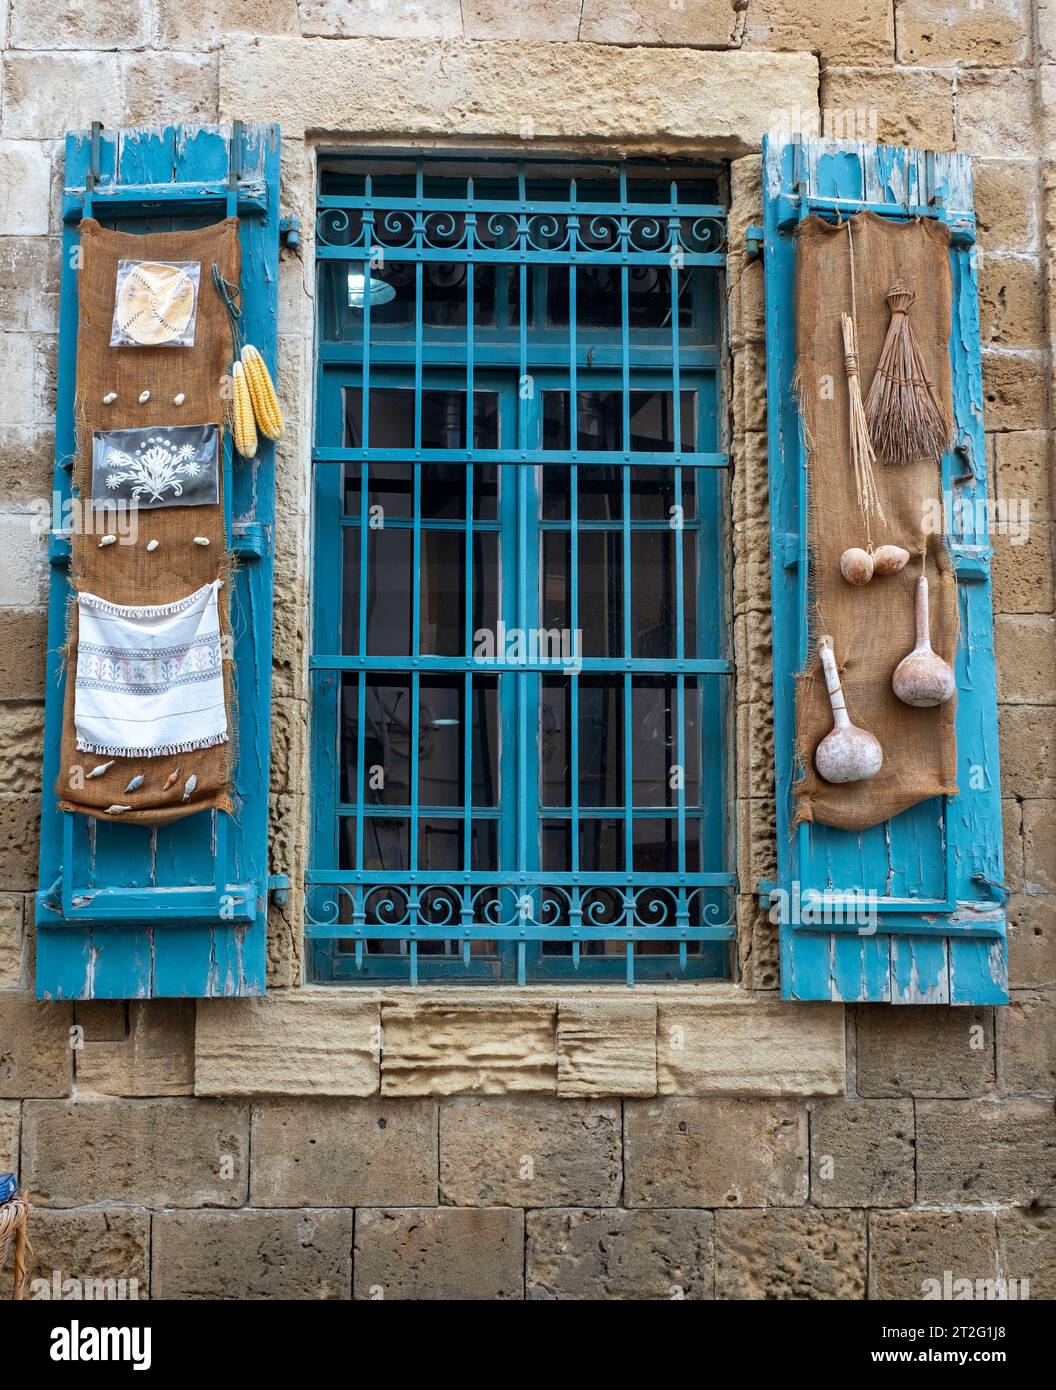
[839, 547, 874, 586]
[138, 390, 150, 404]
[98, 534, 117, 548]
[182, 774, 198, 803]
[86, 760, 114, 779]
[104, 805, 132, 815]
[146, 539, 159, 552]
[103, 391, 117, 405]
[814, 635, 884, 784]
[174, 393, 185, 406]
[872, 544, 911, 576]
[163, 767, 181, 792]
[124, 775, 144, 793]
[193, 536, 210, 547]
[892, 576, 957, 708]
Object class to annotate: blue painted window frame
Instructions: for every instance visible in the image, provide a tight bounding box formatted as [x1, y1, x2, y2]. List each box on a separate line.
[34, 123, 281, 1000]
[761, 135, 1007, 1005]
[307, 153, 736, 985]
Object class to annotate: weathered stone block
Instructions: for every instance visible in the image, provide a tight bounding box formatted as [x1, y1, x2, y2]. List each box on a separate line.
[10, 0, 151, 48]
[1007, 892, 1056, 988]
[156, 0, 300, 49]
[0, 894, 24, 990]
[656, 996, 845, 1095]
[821, 66, 954, 150]
[121, 52, 219, 128]
[624, 1097, 808, 1208]
[299, 0, 462, 36]
[21, 1098, 249, 1207]
[463, 0, 581, 41]
[998, 1206, 1056, 1299]
[983, 349, 1049, 431]
[979, 255, 1046, 348]
[556, 999, 656, 1097]
[974, 158, 1039, 253]
[809, 1100, 915, 1208]
[0, 609, 47, 701]
[916, 1099, 1056, 1204]
[999, 706, 1056, 798]
[957, 68, 1039, 157]
[22, 1209, 149, 1300]
[995, 430, 1053, 522]
[715, 1209, 866, 1299]
[73, 1001, 126, 1043]
[869, 1210, 999, 1301]
[997, 989, 1056, 1094]
[896, 0, 1032, 66]
[992, 525, 1054, 613]
[580, 0, 740, 45]
[855, 1005, 994, 1098]
[0, 1099, 18, 1174]
[250, 1098, 438, 1206]
[527, 1208, 714, 1300]
[219, 37, 819, 157]
[0, 795, 41, 892]
[743, 0, 893, 62]
[1, 53, 125, 139]
[440, 1096, 621, 1206]
[195, 991, 380, 1096]
[76, 1001, 195, 1097]
[353, 1207, 523, 1300]
[996, 617, 1056, 704]
[0, 703, 45, 796]
[152, 1209, 353, 1299]
[0, 994, 71, 1098]
[0, 140, 50, 234]
[381, 999, 556, 1095]
[1024, 801, 1056, 892]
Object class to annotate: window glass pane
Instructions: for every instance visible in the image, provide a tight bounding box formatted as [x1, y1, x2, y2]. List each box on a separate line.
[632, 678, 701, 808]
[341, 675, 412, 805]
[579, 676, 624, 808]
[343, 387, 499, 451]
[579, 533, 622, 658]
[570, 390, 694, 453]
[365, 528, 412, 655]
[420, 530, 464, 656]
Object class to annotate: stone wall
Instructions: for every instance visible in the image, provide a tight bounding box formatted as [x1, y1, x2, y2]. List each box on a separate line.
[0, 1, 1053, 1299]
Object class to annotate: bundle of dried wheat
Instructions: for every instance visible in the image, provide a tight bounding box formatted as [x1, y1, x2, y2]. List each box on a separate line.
[864, 280, 952, 467]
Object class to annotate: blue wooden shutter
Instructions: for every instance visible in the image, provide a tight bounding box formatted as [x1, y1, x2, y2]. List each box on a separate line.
[760, 135, 1007, 1005]
[35, 123, 282, 999]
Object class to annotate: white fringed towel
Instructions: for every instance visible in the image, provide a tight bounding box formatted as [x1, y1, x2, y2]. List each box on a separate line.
[74, 580, 228, 758]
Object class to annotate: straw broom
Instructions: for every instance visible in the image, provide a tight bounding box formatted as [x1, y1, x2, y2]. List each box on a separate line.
[840, 310, 885, 544]
[865, 279, 952, 467]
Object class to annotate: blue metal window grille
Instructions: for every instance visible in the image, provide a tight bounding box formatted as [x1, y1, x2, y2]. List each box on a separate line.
[308, 153, 735, 984]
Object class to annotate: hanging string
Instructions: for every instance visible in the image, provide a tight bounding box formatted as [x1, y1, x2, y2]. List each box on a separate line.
[212, 263, 243, 359]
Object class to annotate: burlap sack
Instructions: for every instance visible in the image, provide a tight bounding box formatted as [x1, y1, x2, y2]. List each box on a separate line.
[58, 219, 240, 825]
[794, 212, 958, 832]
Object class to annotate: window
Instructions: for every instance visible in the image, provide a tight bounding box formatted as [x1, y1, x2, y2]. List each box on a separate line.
[308, 154, 735, 983]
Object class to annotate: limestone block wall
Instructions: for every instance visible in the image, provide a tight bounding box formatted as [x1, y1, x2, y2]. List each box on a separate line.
[0, 2, 1052, 1299]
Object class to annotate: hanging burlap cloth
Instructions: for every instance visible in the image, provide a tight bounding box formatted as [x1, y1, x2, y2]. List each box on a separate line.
[58, 218, 240, 826]
[793, 212, 958, 832]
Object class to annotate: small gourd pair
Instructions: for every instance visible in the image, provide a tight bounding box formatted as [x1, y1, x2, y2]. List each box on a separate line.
[839, 544, 909, 586]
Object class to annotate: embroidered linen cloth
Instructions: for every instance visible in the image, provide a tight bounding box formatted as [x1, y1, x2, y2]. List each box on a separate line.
[74, 580, 228, 758]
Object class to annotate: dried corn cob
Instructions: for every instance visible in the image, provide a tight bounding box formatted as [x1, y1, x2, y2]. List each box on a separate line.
[231, 360, 257, 459]
[241, 344, 284, 441]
